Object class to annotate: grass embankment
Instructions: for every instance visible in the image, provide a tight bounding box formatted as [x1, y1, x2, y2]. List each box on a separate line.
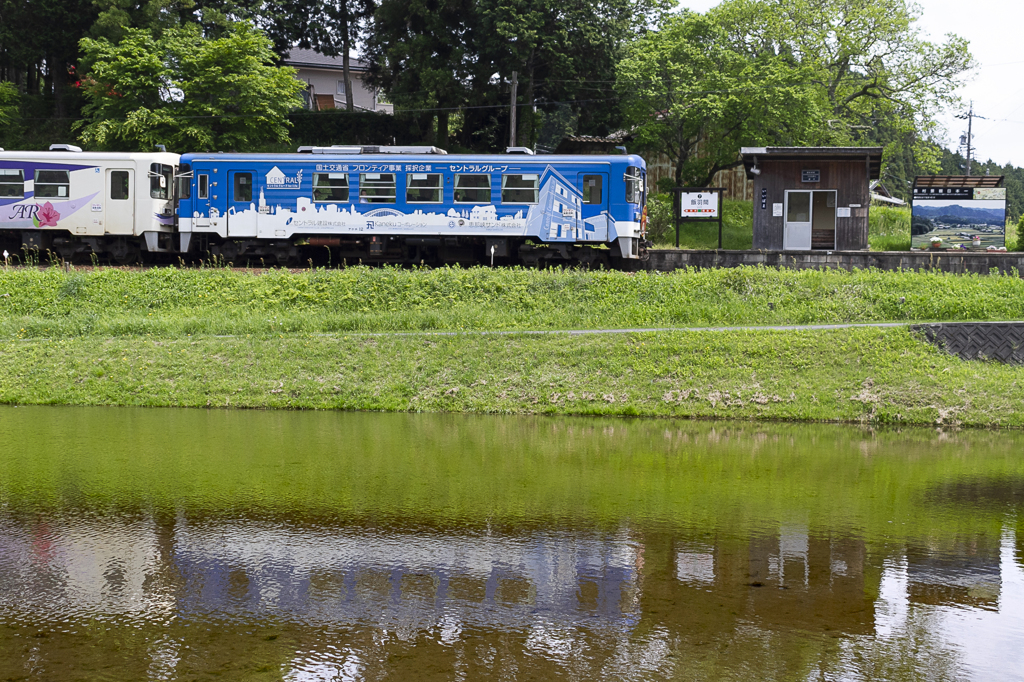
[2, 265, 1024, 426]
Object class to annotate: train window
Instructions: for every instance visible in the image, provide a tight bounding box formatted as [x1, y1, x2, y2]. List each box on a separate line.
[0, 169, 24, 198]
[177, 164, 191, 199]
[625, 166, 641, 204]
[359, 173, 396, 203]
[313, 172, 349, 202]
[110, 171, 130, 200]
[150, 163, 171, 199]
[35, 170, 69, 198]
[502, 174, 538, 204]
[582, 175, 603, 204]
[406, 173, 442, 203]
[454, 174, 489, 203]
[198, 174, 209, 200]
[233, 173, 252, 202]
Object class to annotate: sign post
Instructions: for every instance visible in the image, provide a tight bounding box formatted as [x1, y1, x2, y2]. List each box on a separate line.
[674, 187, 724, 249]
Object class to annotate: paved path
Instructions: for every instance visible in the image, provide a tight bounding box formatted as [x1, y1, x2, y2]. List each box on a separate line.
[341, 321, 915, 338]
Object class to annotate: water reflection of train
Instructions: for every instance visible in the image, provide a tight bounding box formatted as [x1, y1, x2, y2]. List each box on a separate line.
[0, 145, 649, 267]
[2, 514, 1016, 636]
[0, 516, 643, 633]
[172, 521, 644, 632]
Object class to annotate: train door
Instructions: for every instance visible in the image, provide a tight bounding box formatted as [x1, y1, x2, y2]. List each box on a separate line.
[578, 172, 608, 241]
[105, 168, 134, 235]
[193, 171, 211, 229]
[227, 169, 257, 237]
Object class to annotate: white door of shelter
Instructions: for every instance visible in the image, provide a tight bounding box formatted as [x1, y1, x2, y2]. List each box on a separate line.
[783, 190, 812, 250]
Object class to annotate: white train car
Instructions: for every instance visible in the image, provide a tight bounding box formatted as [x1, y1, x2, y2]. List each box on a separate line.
[0, 145, 180, 263]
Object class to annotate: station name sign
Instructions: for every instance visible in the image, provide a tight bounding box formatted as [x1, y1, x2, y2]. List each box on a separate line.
[680, 191, 719, 218]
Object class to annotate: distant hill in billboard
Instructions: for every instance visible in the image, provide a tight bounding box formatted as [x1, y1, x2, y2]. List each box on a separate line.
[911, 203, 1005, 226]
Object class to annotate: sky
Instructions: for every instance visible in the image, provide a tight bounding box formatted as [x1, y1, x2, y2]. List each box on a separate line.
[679, 0, 1024, 168]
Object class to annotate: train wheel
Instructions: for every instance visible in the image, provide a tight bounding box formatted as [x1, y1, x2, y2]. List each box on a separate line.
[110, 240, 141, 266]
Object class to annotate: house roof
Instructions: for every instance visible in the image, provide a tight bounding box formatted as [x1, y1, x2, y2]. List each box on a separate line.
[869, 180, 906, 206]
[740, 146, 883, 179]
[283, 47, 368, 72]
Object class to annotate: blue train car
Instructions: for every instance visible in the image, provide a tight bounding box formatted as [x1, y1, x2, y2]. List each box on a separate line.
[177, 146, 648, 266]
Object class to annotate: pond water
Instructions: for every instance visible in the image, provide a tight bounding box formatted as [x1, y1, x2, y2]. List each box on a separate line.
[1, 406, 1023, 681]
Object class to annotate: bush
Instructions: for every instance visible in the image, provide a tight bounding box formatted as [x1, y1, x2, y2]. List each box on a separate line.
[287, 109, 427, 148]
[648, 196, 753, 249]
[868, 204, 911, 251]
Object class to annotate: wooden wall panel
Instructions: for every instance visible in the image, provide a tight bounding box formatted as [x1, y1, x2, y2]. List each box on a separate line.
[640, 152, 754, 201]
[753, 159, 871, 251]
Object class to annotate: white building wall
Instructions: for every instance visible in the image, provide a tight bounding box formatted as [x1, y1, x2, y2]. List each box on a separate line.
[294, 67, 393, 114]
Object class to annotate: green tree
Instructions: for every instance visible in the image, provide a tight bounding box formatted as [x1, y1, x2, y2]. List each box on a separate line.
[0, 0, 97, 118]
[89, 0, 256, 41]
[256, 0, 377, 112]
[76, 22, 304, 151]
[365, 0, 663, 152]
[0, 81, 18, 126]
[616, 11, 823, 187]
[0, 80, 20, 147]
[476, 0, 667, 148]
[713, 0, 973, 174]
[619, 0, 973, 188]
[365, 0, 479, 148]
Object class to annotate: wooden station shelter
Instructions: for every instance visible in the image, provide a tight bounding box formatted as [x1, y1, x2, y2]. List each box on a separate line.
[740, 147, 883, 251]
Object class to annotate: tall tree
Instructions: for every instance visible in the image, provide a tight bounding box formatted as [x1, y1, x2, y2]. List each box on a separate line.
[616, 11, 824, 187]
[0, 0, 97, 117]
[256, 0, 377, 112]
[365, 0, 664, 151]
[365, 0, 478, 148]
[76, 22, 304, 151]
[712, 0, 973, 169]
[619, 0, 974, 187]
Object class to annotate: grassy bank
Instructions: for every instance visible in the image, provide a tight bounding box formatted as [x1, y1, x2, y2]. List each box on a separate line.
[2, 265, 1023, 427]
[1, 326, 1023, 427]
[4, 264, 1024, 339]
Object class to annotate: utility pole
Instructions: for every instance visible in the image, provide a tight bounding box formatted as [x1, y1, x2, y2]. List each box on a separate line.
[965, 101, 973, 175]
[956, 101, 987, 175]
[509, 71, 518, 149]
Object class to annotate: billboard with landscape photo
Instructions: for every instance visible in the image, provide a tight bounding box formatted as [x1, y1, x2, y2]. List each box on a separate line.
[911, 194, 1007, 251]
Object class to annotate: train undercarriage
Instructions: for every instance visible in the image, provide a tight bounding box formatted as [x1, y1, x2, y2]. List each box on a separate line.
[4, 230, 647, 269]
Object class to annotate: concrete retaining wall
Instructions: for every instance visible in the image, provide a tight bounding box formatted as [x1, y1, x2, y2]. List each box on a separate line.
[645, 249, 1024, 276]
[912, 322, 1024, 364]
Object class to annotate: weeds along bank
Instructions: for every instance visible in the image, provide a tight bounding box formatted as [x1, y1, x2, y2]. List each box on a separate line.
[2, 265, 1024, 427]
[2, 327, 1023, 428]
[4, 264, 1024, 337]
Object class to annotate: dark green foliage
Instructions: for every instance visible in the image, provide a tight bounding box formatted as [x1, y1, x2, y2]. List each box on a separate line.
[287, 109, 424, 147]
[364, 0, 662, 151]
